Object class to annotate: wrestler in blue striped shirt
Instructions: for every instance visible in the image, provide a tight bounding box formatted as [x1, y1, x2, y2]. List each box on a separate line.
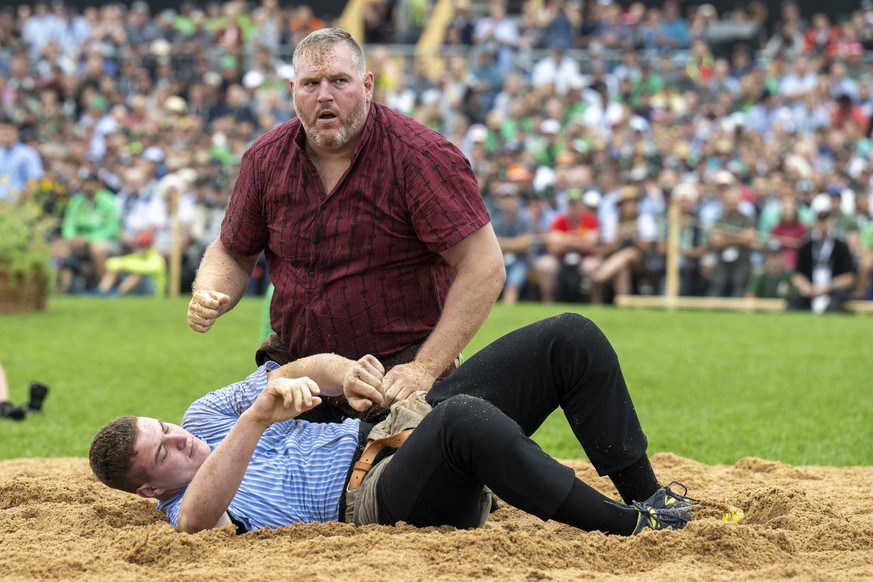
[158, 362, 361, 531]
[89, 314, 697, 537]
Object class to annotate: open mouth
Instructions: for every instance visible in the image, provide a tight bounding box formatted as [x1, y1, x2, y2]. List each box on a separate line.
[317, 111, 338, 122]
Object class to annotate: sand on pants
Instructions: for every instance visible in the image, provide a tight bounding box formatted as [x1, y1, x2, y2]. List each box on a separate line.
[1, 453, 871, 581]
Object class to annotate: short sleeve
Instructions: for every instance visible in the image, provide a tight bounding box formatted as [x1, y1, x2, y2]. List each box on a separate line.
[403, 141, 490, 254]
[220, 147, 269, 257]
[182, 363, 279, 439]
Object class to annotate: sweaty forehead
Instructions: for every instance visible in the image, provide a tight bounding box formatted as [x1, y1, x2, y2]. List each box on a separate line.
[297, 45, 354, 78]
[133, 418, 159, 451]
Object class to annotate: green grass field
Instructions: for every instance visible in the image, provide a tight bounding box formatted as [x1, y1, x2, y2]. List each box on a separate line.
[1, 297, 870, 466]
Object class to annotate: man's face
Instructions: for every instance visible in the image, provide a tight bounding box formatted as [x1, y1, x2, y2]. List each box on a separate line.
[130, 417, 211, 498]
[566, 199, 584, 219]
[291, 43, 373, 152]
[0, 123, 16, 148]
[815, 213, 834, 236]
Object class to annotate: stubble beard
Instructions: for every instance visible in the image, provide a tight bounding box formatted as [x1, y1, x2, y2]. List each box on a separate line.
[297, 93, 369, 151]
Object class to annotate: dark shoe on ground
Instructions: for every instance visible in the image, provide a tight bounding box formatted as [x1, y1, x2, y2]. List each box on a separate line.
[610, 482, 699, 535]
[0, 400, 27, 421]
[28, 382, 49, 413]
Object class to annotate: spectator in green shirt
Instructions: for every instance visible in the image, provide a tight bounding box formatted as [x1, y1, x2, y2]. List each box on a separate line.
[745, 241, 793, 300]
[58, 172, 121, 293]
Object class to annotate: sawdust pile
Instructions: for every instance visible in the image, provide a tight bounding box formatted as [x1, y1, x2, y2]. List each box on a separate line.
[2, 454, 871, 581]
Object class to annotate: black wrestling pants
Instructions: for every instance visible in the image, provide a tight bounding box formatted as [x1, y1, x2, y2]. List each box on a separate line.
[376, 394, 577, 528]
[426, 312, 648, 476]
[377, 313, 649, 528]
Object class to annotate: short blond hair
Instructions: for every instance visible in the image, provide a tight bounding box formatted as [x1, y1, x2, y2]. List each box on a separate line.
[293, 28, 366, 78]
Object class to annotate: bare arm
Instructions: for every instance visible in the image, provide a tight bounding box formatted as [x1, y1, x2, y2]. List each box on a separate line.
[188, 239, 260, 333]
[382, 224, 506, 405]
[176, 377, 321, 533]
[269, 353, 386, 411]
[830, 271, 855, 291]
[791, 272, 815, 297]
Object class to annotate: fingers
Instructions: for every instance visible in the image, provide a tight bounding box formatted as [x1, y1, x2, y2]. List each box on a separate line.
[290, 377, 321, 411]
[345, 376, 384, 410]
[360, 354, 385, 376]
[346, 396, 374, 412]
[273, 377, 321, 414]
[187, 290, 231, 333]
[343, 356, 386, 412]
[382, 362, 436, 406]
[352, 365, 382, 389]
[382, 370, 410, 407]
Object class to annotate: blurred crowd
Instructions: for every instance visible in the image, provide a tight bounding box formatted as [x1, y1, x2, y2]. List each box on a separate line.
[2, 0, 873, 308]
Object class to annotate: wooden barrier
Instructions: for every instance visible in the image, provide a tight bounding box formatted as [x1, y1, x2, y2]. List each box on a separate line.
[614, 295, 873, 315]
[845, 300, 873, 315]
[622, 201, 873, 315]
[614, 295, 787, 313]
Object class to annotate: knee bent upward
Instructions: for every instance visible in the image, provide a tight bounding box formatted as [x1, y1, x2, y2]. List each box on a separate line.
[549, 312, 621, 371]
[432, 395, 519, 448]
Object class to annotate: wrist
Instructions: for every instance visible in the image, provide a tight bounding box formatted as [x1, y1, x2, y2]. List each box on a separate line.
[240, 407, 273, 431]
[412, 357, 446, 381]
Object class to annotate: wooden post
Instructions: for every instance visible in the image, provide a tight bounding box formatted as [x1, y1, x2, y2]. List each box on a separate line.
[338, 0, 366, 43]
[665, 202, 680, 308]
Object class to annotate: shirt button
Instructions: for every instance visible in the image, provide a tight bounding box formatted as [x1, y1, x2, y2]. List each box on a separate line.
[320, 203, 326, 210]
[309, 271, 315, 278]
[314, 237, 320, 245]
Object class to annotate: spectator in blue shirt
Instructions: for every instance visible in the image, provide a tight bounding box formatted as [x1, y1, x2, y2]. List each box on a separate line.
[90, 314, 696, 536]
[0, 116, 44, 202]
[659, 0, 690, 49]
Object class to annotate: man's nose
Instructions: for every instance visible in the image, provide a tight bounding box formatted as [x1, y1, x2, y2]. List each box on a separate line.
[167, 433, 188, 449]
[317, 80, 334, 101]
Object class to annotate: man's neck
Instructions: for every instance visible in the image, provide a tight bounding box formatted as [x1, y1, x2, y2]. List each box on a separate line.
[155, 486, 185, 501]
[305, 138, 358, 165]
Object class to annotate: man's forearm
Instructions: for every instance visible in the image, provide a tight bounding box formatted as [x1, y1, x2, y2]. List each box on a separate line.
[791, 273, 813, 296]
[416, 250, 505, 378]
[831, 272, 855, 291]
[193, 239, 258, 308]
[270, 354, 355, 398]
[177, 412, 267, 533]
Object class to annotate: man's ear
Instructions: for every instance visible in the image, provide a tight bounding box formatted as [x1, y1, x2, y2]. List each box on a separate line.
[364, 71, 375, 102]
[136, 484, 163, 499]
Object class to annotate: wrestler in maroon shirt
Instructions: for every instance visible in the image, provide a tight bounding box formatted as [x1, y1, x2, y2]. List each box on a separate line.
[188, 28, 505, 421]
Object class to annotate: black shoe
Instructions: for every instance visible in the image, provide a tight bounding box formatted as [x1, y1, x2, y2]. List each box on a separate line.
[28, 382, 49, 413]
[0, 400, 26, 421]
[608, 482, 700, 535]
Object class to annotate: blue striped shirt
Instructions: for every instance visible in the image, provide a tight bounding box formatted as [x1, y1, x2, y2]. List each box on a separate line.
[157, 362, 361, 531]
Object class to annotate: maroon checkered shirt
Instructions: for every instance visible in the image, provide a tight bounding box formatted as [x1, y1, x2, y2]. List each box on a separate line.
[221, 102, 490, 360]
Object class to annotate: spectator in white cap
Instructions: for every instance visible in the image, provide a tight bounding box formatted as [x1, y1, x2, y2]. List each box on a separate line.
[789, 193, 856, 313]
[535, 187, 601, 303]
[141, 146, 167, 179]
[653, 182, 709, 296]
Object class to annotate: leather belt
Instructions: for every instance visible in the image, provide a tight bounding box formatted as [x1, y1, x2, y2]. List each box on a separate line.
[346, 429, 414, 492]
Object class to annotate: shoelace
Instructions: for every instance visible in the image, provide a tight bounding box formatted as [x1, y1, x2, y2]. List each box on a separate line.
[662, 481, 701, 508]
[606, 481, 701, 529]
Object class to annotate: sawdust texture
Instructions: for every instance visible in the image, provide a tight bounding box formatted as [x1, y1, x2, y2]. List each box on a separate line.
[1, 453, 871, 581]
